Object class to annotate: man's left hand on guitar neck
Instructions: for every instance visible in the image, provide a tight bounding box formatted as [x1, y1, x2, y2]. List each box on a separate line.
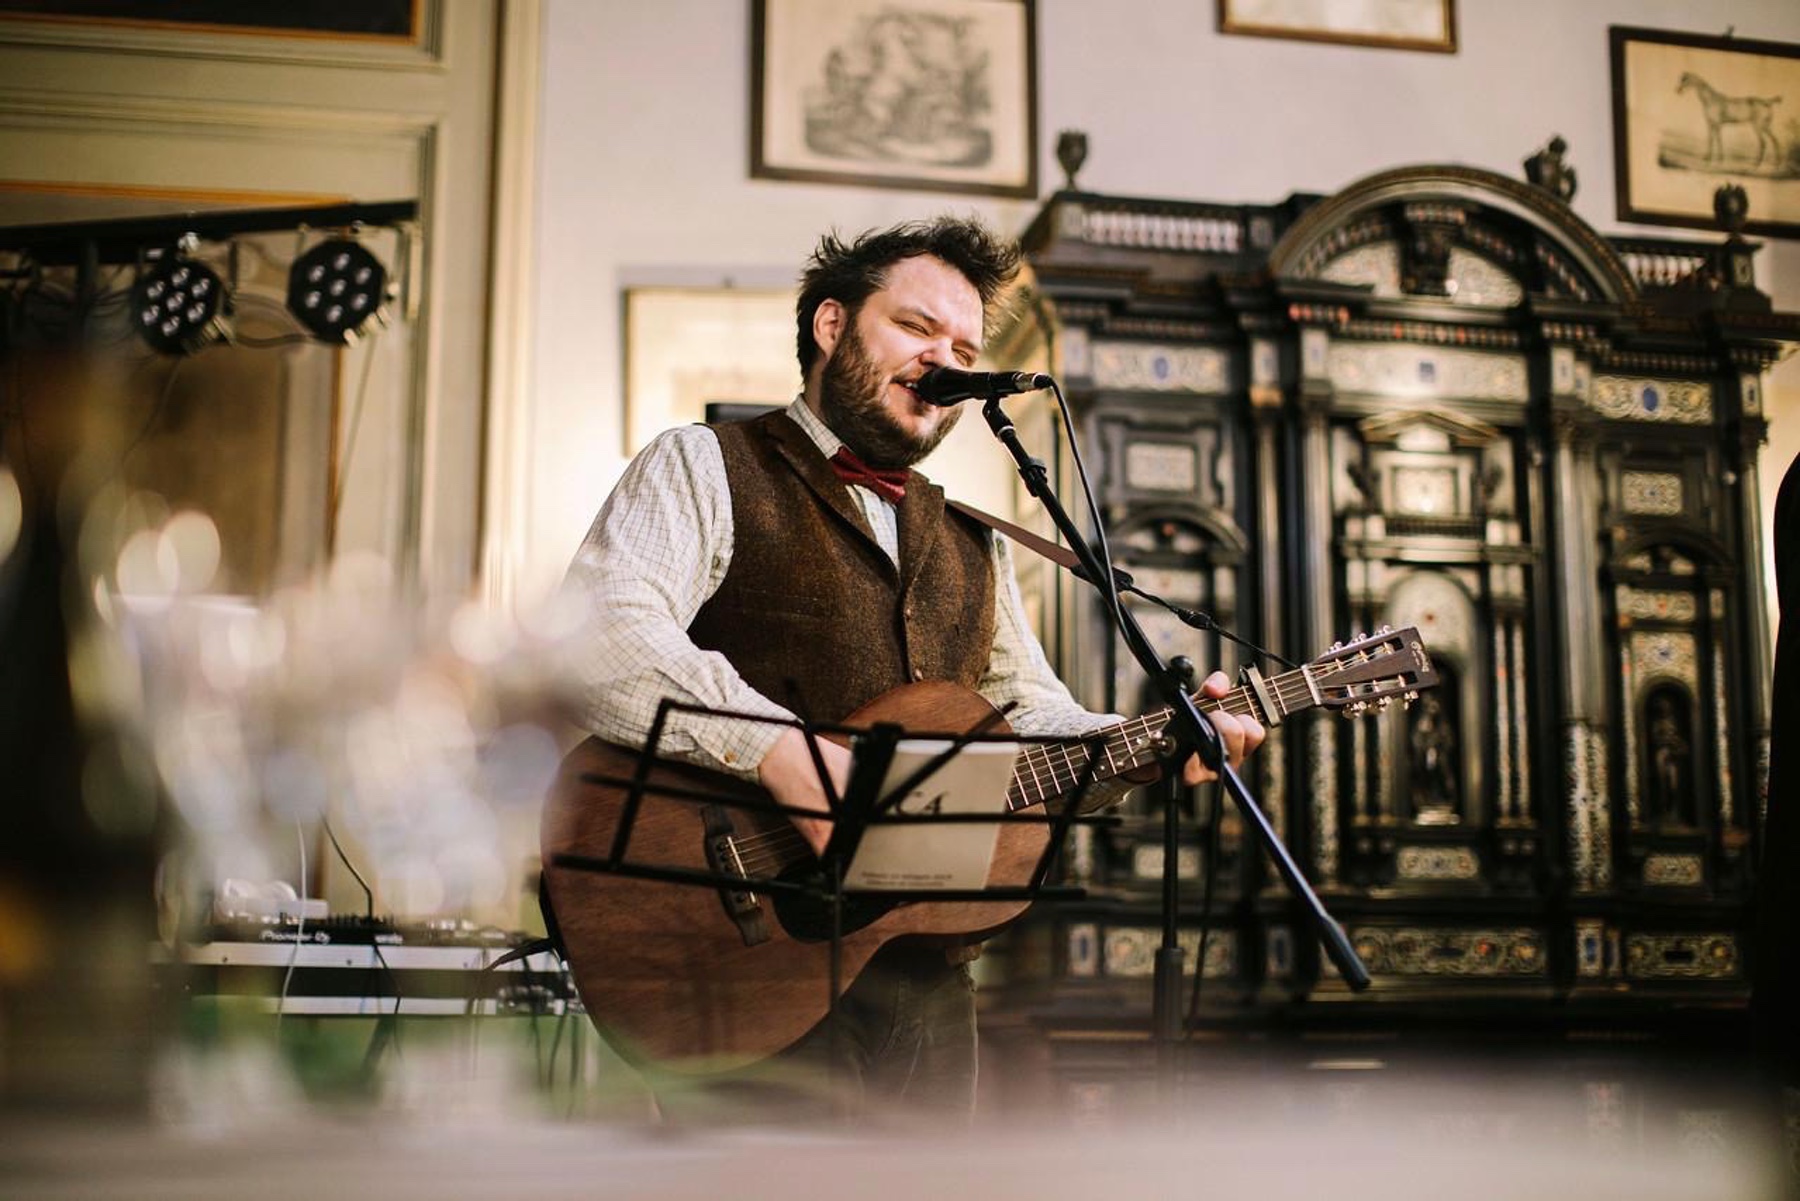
[1120, 669, 1266, 787]
[755, 670, 1266, 857]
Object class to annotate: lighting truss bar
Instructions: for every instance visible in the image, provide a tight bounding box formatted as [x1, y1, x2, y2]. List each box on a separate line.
[0, 199, 419, 266]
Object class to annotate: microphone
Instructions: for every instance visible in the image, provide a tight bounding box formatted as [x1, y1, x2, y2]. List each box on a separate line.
[909, 367, 1054, 406]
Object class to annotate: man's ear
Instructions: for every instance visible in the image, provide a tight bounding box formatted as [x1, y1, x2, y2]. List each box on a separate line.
[813, 298, 846, 360]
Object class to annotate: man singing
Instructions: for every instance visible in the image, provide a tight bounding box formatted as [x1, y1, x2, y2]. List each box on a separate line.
[561, 216, 1262, 1117]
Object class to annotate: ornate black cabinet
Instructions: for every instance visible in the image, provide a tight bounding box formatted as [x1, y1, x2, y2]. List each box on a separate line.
[987, 165, 1798, 1035]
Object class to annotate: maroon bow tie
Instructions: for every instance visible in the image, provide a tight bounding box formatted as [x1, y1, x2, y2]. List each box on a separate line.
[829, 446, 909, 504]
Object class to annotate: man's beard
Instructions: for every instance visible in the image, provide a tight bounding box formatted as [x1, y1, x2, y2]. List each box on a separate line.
[818, 320, 961, 469]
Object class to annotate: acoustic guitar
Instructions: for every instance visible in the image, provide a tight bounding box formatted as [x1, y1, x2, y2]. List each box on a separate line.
[541, 627, 1436, 1069]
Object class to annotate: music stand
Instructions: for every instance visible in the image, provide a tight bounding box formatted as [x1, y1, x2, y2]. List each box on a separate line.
[544, 696, 1118, 1110]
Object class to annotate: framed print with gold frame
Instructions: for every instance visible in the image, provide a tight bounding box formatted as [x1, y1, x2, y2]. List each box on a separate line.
[623, 287, 799, 454]
[1217, 0, 1455, 54]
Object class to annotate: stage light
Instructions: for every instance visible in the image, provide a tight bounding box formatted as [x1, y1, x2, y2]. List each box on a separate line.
[287, 238, 387, 343]
[132, 250, 228, 355]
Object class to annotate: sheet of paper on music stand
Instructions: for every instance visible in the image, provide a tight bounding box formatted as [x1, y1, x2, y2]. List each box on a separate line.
[843, 739, 1020, 891]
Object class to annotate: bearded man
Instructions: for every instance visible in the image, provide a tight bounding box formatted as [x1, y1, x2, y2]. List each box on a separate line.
[561, 216, 1261, 1118]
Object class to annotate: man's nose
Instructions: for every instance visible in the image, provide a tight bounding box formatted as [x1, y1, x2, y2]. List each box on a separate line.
[920, 336, 956, 366]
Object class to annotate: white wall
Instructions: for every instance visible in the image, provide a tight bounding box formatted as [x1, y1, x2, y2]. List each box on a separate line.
[528, 0, 1800, 608]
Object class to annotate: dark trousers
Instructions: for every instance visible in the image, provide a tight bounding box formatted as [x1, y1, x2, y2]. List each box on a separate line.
[650, 942, 978, 1125]
[779, 942, 978, 1118]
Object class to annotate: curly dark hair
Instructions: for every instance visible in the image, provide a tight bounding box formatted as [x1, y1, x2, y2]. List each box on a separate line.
[795, 216, 1022, 376]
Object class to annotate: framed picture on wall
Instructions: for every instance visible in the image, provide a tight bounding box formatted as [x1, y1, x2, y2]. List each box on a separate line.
[623, 287, 799, 453]
[1611, 26, 1800, 239]
[0, 0, 421, 41]
[750, 0, 1038, 198]
[1216, 0, 1456, 54]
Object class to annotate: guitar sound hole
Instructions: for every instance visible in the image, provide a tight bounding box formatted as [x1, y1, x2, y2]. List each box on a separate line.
[768, 866, 900, 942]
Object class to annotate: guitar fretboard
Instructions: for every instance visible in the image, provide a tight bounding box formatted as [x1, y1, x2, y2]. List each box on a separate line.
[1002, 661, 1329, 811]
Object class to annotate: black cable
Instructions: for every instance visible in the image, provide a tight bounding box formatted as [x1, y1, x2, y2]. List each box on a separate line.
[567, 1012, 581, 1100]
[117, 356, 184, 471]
[1123, 581, 1298, 670]
[321, 814, 403, 1067]
[527, 987, 548, 1082]
[229, 333, 313, 349]
[1048, 382, 1130, 664]
[545, 1006, 568, 1090]
[275, 822, 309, 1031]
[322, 816, 375, 919]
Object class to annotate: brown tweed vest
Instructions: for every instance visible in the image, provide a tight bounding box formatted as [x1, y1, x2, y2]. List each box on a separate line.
[688, 409, 997, 724]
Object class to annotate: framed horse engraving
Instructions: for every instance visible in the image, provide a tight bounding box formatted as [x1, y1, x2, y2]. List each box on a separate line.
[1610, 26, 1800, 239]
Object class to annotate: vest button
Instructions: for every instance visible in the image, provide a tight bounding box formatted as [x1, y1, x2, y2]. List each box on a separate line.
[912, 668, 925, 681]
[904, 605, 915, 619]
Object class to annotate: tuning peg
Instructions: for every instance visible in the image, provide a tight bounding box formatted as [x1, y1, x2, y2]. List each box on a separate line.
[1352, 630, 1367, 642]
[1376, 697, 1392, 710]
[1375, 624, 1392, 635]
[1330, 641, 1343, 652]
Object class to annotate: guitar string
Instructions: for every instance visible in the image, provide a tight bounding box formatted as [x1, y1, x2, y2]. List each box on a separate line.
[720, 648, 1406, 868]
[721, 649, 1410, 872]
[721, 648, 1402, 867]
[726, 658, 1380, 875]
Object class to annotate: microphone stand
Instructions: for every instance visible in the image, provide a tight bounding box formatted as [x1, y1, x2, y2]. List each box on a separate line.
[977, 393, 1370, 1079]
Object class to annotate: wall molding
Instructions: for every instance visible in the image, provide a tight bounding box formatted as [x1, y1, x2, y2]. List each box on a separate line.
[479, 0, 543, 612]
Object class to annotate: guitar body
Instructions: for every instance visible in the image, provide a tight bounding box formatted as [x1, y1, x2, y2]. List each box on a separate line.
[540, 626, 1439, 1071]
[541, 680, 1049, 1071]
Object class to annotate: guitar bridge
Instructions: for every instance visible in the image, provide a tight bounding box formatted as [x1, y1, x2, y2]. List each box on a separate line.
[701, 804, 769, 947]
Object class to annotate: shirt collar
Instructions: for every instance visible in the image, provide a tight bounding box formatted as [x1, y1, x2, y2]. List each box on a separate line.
[784, 396, 844, 459]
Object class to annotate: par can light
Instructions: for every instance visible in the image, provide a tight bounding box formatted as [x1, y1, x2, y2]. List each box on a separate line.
[132, 253, 227, 355]
[287, 238, 387, 343]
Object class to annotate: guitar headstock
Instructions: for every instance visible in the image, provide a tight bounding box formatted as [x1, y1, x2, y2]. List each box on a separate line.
[1308, 626, 1438, 716]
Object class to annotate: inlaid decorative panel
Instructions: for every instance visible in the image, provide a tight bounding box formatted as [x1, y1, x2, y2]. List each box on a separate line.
[1617, 588, 1698, 623]
[1643, 854, 1704, 886]
[1391, 466, 1458, 515]
[1319, 243, 1522, 307]
[1592, 376, 1713, 424]
[1067, 922, 1100, 977]
[1349, 927, 1547, 977]
[1741, 372, 1762, 415]
[1131, 844, 1201, 880]
[1575, 920, 1612, 978]
[1091, 342, 1230, 392]
[1620, 471, 1685, 516]
[1328, 343, 1529, 400]
[1103, 927, 1236, 978]
[1624, 933, 1740, 980]
[1631, 630, 1699, 687]
[1320, 242, 1401, 292]
[1395, 845, 1481, 880]
[1123, 440, 1199, 491]
[1443, 249, 1524, 306]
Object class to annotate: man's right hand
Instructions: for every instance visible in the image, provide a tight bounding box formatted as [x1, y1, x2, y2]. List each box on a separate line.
[757, 727, 853, 859]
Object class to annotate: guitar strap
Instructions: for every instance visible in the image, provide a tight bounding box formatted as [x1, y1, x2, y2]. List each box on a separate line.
[947, 499, 1083, 574]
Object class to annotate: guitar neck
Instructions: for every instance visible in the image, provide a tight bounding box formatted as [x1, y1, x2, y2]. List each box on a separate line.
[1005, 664, 1321, 811]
